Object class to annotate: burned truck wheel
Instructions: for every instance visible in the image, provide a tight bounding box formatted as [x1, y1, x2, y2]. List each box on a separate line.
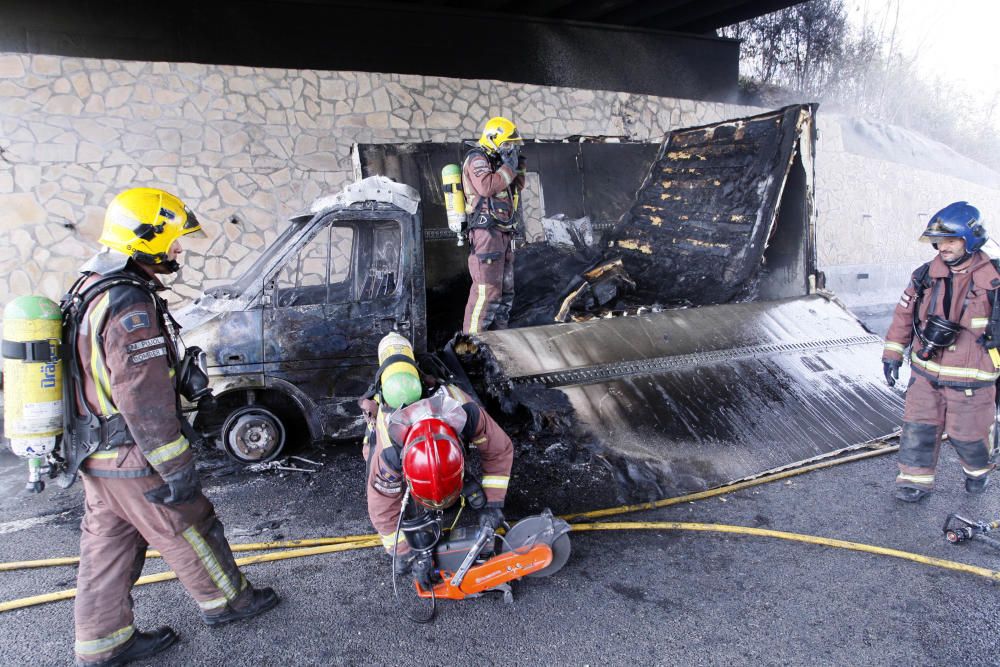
[221, 406, 286, 463]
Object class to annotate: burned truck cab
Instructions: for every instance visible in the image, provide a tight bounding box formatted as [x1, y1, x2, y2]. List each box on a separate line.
[176, 176, 425, 463]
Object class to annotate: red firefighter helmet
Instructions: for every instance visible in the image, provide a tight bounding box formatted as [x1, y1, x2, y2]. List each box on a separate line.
[402, 417, 465, 510]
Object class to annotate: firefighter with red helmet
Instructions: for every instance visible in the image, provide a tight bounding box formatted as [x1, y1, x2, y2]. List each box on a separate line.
[883, 201, 1000, 502]
[462, 116, 527, 334]
[359, 333, 513, 585]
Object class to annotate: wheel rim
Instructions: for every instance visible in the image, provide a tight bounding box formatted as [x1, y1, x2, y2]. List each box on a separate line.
[221, 406, 286, 463]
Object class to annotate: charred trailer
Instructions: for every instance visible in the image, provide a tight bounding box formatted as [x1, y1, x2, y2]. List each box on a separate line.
[359, 105, 903, 495]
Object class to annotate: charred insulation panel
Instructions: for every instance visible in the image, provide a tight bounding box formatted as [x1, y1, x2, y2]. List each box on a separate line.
[605, 104, 817, 305]
[473, 294, 903, 493]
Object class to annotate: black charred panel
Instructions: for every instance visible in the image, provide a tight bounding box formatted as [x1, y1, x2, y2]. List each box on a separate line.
[605, 105, 811, 305]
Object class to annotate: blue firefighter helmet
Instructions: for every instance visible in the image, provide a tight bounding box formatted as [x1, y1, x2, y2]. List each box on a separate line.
[920, 201, 988, 252]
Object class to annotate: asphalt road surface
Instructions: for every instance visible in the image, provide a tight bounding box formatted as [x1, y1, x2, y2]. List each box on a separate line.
[1, 437, 999, 667]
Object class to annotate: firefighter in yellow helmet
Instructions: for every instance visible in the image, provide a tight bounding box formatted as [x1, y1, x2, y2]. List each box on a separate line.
[461, 116, 527, 334]
[67, 188, 278, 666]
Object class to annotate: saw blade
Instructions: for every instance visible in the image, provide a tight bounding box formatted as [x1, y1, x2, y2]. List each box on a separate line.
[500, 514, 572, 578]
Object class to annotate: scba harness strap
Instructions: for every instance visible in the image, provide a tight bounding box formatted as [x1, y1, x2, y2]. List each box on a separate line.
[463, 148, 517, 233]
[57, 272, 167, 487]
[911, 259, 1000, 346]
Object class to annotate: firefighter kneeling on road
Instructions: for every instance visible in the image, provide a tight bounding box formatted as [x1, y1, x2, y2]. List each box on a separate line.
[359, 332, 513, 586]
[462, 116, 527, 334]
[883, 201, 1000, 502]
[66, 188, 279, 666]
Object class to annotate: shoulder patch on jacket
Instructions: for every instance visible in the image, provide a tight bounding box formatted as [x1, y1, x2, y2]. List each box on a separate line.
[119, 310, 150, 333]
[469, 155, 493, 177]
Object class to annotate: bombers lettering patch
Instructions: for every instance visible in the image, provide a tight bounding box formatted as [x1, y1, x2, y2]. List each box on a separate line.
[126, 336, 166, 353]
[131, 347, 167, 364]
[120, 310, 150, 332]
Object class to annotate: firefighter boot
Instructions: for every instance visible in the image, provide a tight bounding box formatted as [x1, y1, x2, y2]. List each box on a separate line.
[75, 627, 178, 667]
[203, 587, 280, 626]
[966, 475, 990, 494]
[894, 486, 931, 503]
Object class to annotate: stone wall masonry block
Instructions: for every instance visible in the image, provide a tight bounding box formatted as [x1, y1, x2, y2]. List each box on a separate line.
[35, 143, 77, 163]
[0, 55, 25, 78]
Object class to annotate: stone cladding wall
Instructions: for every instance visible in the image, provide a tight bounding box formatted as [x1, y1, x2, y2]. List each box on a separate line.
[0, 53, 753, 311]
[815, 117, 1000, 308]
[2, 52, 998, 317]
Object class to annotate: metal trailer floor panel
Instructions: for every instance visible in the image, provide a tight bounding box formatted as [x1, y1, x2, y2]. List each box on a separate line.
[476, 294, 903, 492]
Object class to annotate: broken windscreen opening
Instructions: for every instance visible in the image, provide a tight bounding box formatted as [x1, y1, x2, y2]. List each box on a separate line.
[360, 222, 401, 300]
[206, 220, 312, 300]
[275, 224, 356, 306]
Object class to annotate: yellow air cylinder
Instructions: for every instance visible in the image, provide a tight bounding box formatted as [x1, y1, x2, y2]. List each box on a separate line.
[441, 164, 466, 246]
[377, 332, 422, 409]
[2, 296, 63, 492]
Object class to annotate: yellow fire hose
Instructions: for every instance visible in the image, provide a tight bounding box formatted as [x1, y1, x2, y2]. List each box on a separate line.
[0, 534, 383, 572]
[0, 537, 381, 613]
[9, 440, 1000, 614]
[570, 522, 1000, 583]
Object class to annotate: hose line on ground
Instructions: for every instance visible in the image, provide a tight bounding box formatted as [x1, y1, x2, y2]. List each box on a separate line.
[0, 534, 382, 572]
[570, 521, 1000, 582]
[23, 439, 994, 619]
[0, 537, 381, 613]
[0, 443, 899, 573]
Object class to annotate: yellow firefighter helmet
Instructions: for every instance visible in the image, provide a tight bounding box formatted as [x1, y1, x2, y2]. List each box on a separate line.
[99, 187, 203, 266]
[478, 117, 524, 154]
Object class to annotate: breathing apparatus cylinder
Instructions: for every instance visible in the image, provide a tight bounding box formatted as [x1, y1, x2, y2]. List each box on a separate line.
[1, 296, 64, 492]
[916, 315, 962, 361]
[377, 332, 422, 410]
[441, 164, 466, 247]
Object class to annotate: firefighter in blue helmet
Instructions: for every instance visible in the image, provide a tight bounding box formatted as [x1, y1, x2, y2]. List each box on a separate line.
[882, 201, 1000, 502]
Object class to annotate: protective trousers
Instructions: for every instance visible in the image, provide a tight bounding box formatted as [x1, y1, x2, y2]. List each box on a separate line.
[74, 467, 252, 664]
[896, 374, 996, 490]
[463, 226, 514, 334]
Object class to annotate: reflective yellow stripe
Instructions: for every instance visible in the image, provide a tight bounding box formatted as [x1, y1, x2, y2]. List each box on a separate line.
[963, 467, 991, 478]
[910, 353, 1000, 382]
[897, 473, 935, 484]
[197, 596, 229, 611]
[469, 284, 487, 334]
[500, 167, 514, 187]
[883, 342, 905, 354]
[376, 408, 391, 453]
[182, 526, 239, 600]
[482, 475, 509, 489]
[445, 385, 468, 402]
[75, 624, 134, 656]
[381, 531, 403, 550]
[88, 294, 117, 416]
[145, 434, 189, 466]
[971, 318, 989, 329]
[88, 451, 118, 460]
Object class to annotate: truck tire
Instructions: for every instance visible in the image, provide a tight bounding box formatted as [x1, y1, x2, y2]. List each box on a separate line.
[221, 405, 286, 463]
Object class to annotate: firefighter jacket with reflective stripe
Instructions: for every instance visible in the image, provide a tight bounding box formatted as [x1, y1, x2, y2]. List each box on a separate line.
[361, 384, 514, 552]
[75, 267, 194, 479]
[883, 252, 1000, 388]
[462, 148, 525, 227]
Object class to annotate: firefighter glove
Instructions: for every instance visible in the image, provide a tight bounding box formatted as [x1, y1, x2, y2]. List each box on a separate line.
[410, 550, 439, 589]
[882, 359, 901, 387]
[478, 505, 505, 532]
[144, 463, 201, 506]
[500, 145, 520, 174]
